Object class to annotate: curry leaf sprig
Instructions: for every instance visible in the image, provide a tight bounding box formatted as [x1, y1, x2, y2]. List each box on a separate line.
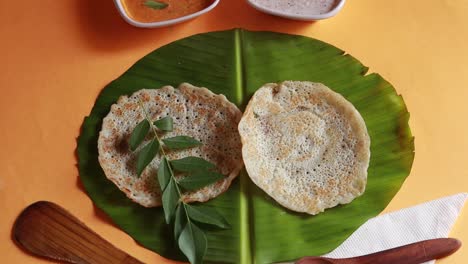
[130, 98, 230, 264]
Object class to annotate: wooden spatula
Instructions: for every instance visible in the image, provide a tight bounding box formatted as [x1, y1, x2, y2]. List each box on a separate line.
[13, 201, 143, 264]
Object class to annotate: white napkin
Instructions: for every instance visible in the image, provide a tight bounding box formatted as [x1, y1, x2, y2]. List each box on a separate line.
[279, 193, 467, 264]
[321, 193, 468, 264]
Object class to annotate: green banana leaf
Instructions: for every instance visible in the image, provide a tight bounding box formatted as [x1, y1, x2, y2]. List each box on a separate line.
[77, 29, 414, 264]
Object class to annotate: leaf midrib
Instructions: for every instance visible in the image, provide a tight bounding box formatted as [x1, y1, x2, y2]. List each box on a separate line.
[235, 29, 253, 264]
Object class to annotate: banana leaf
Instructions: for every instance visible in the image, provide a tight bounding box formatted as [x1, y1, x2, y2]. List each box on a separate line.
[77, 29, 414, 264]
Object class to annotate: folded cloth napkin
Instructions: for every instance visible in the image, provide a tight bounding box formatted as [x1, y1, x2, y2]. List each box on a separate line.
[321, 193, 468, 264]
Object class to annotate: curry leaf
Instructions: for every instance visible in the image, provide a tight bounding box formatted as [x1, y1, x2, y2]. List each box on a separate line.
[162, 136, 202, 150]
[157, 157, 171, 191]
[178, 222, 207, 264]
[144, 0, 168, 10]
[162, 179, 179, 224]
[170, 157, 216, 172]
[154, 116, 173, 132]
[186, 204, 231, 229]
[174, 203, 187, 239]
[178, 171, 224, 191]
[136, 139, 159, 176]
[129, 119, 150, 151]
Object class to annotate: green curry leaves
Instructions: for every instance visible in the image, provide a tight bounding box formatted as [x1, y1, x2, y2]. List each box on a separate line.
[143, 0, 168, 10]
[179, 221, 207, 264]
[171, 157, 216, 172]
[162, 179, 179, 223]
[154, 116, 173, 131]
[185, 204, 231, 229]
[136, 139, 160, 176]
[129, 119, 150, 151]
[163, 136, 202, 149]
[129, 98, 230, 264]
[178, 171, 225, 191]
[157, 157, 171, 191]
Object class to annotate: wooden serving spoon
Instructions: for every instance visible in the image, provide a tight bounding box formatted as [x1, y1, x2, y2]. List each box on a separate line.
[13, 201, 461, 264]
[296, 238, 461, 264]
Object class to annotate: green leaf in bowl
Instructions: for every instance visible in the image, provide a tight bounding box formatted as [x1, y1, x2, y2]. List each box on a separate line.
[144, 0, 168, 10]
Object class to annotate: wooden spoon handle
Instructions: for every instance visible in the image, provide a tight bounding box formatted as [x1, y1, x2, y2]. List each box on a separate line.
[13, 201, 144, 264]
[347, 238, 462, 264]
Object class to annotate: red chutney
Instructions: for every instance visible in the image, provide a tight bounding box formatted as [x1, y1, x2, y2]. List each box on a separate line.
[122, 0, 212, 23]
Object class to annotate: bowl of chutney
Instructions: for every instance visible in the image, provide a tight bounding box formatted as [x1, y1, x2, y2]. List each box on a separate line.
[114, 0, 219, 28]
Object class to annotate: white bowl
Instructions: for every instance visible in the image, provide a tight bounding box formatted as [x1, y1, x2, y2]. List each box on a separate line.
[113, 0, 220, 28]
[246, 0, 346, 21]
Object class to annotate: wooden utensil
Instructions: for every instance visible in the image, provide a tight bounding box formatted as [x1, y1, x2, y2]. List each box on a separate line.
[296, 238, 461, 264]
[13, 201, 461, 264]
[13, 201, 143, 264]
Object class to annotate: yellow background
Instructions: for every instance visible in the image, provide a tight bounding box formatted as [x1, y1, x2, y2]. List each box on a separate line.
[1, 0, 467, 263]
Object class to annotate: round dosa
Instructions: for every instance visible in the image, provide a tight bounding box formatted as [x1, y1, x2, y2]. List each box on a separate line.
[98, 83, 243, 207]
[238, 81, 370, 215]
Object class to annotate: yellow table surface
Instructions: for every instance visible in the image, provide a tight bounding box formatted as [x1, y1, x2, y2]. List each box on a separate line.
[1, 0, 467, 263]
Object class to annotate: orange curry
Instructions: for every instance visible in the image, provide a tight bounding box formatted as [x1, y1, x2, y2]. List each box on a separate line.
[122, 0, 212, 23]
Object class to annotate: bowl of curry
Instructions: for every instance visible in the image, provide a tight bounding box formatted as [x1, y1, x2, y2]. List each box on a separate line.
[113, 0, 219, 28]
